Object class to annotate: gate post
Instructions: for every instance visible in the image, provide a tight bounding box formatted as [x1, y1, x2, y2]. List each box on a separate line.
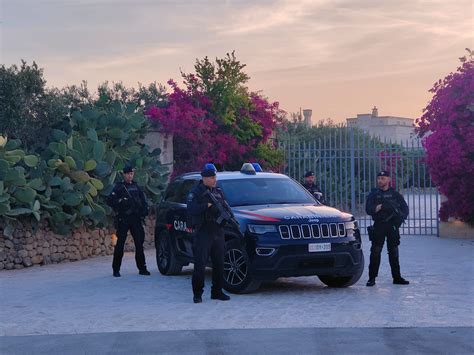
[350, 128, 356, 214]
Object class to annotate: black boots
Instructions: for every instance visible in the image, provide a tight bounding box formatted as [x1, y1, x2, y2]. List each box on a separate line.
[113, 271, 121, 277]
[211, 292, 231, 301]
[139, 269, 151, 276]
[193, 295, 202, 304]
[393, 277, 410, 285]
[366, 277, 410, 286]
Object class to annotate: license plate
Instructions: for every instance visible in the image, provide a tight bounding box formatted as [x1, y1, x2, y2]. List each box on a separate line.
[308, 243, 331, 252]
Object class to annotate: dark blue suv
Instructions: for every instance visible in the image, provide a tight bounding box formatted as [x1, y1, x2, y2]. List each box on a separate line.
[154, 168, 364, 293]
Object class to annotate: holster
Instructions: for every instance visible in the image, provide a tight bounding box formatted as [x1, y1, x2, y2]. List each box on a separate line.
[367, 225, 375, 242]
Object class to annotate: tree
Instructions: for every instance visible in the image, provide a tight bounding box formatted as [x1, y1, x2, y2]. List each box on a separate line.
[146, 52, 284, 174]
[415, 49, 474, 225]
[0, 61, 69, 152]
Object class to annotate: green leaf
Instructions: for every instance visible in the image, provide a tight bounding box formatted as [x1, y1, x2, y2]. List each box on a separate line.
[70, 170, 90, 183]
[93, 141, 105, 161]
[14, 187, 37, 203]
[3, 224, 14, 237]
[87, 183, 98, 197]
[5, 169, 26, 185]
[0, 181, 3, 194]
[51, 129, 69, 142]
[80, 205, 92, 216]
[127, 146, 141, 154]
[48, 159, 62, 168]
[84, 159, 97, 171]
[49, 142, 67, 157]
[27, 178, 44, 190]
[49, 176, 63, 187]
[33, 211, 41, 221]
[33, 200, 40, 211]
[23, 155, 39, 167]
[57, 162, 70, 174]
[63, 192, 83, 206]
[87, 128, 98, 142]
[6, 207, 33, 216]
[3, 154, 22, 164]
[5, 149, 25, 158]
[60, 177, 74, 191]
[94, 161, 111, 176]
[90, 178, 104, 190]
[65, 156, 77, 169]
[107, 127, 123, 139]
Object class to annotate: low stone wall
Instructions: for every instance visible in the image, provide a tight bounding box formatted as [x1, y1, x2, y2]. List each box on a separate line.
[0, 217, 156, 271]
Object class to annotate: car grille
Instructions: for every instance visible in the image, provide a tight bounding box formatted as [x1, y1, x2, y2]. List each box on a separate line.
[278, 223, 346, 239]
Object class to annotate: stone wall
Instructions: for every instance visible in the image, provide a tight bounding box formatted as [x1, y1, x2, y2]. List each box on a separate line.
[0, 217, 156, 271]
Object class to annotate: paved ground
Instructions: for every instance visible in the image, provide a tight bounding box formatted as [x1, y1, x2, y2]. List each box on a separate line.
[1, 235, 473, 354]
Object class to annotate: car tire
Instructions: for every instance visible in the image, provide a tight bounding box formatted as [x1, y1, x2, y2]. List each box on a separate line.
[318, 253, 365, 288]
[223, 239, 261, 294]
[155, 230, 183, 275]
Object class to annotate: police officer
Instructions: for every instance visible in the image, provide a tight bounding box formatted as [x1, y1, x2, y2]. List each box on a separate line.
[187, 163, 231, 304]
[107, 164, 150, 277]
[303, 171, 326, 204]
[365, 170, 409, 287]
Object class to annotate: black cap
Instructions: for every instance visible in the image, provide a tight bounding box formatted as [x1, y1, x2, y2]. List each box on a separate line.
[304, 171, 315, 178]
[123, 164, 134, 174]
[201, 163, 217, 177]
[377, 170, 390, 177]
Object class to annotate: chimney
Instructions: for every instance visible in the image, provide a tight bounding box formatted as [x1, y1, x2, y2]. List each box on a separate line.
[303, 109, 312, 127]
[372, 106, 378, 117]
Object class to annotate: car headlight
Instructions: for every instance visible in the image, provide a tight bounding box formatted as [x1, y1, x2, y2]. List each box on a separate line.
[248, 224, 277, 234]
[344, 220, 358, 237]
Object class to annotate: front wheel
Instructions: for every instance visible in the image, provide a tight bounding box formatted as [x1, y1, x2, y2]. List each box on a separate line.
[223, 239, 261, 294]
[318, 253, 365, 288]
[155, 231, 183, 275]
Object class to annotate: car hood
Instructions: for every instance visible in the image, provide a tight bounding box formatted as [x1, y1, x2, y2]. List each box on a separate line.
[232, 204, 353, 223]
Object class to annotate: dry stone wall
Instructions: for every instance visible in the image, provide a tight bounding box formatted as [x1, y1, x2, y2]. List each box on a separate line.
[0, 217, 156, 270]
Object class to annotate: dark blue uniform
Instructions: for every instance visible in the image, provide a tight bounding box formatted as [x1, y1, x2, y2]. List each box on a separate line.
[303, 182, 326, 204]
[107, 181, 149, 274]
[187, 182, 227, 298]
[366, 187, 409, 280]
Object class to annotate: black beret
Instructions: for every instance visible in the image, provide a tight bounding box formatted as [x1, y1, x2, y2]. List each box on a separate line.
[123, 164, 134, 174]
[377, 170, 390, 177]
[304, 171, 315, 178]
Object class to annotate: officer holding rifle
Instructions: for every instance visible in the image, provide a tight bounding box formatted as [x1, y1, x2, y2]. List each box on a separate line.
[107, 164, 150, 278]
[365, 170, 409, 287]
[186, 163, 232, 304]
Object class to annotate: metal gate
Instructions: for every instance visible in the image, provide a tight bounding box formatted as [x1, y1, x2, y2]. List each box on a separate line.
[282, 128, 440, 236]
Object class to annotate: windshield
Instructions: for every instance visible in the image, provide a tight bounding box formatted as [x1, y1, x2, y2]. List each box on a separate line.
[218, 177, 317, 207]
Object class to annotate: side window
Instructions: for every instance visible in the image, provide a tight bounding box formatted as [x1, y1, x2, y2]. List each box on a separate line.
[164, 180, 183, 203]
[178, 179, 199, 204]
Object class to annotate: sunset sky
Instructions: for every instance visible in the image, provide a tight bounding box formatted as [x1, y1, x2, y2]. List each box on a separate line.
[2, 0, 472, 123]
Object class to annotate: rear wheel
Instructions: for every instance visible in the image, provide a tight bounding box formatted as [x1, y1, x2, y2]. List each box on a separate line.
[318, 253, 365, 288]
[155, 231, 183, 275]
[223, 239, 261, 294]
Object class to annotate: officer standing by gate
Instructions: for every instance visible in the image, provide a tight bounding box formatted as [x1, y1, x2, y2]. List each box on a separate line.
[187, 163, 231, 304]
[303, 171, 326, 204]
[107, 164, 150, 277]
[366, 170, 409, 287]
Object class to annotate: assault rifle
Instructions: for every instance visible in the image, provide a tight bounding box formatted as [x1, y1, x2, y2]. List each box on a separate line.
[203, 190, 242, 235]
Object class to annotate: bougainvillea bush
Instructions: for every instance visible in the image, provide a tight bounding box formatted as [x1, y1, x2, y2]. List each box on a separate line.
[415, 50, 474, 224]
[146, 53, 285, 175]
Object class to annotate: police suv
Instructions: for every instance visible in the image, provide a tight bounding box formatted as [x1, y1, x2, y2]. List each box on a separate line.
[154, 164, 364, 293]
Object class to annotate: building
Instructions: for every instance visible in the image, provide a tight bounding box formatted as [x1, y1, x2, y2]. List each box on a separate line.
[346, 107, 419, 144]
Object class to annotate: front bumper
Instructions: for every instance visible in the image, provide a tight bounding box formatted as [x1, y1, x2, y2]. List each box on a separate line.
[249, 240, 364, 280]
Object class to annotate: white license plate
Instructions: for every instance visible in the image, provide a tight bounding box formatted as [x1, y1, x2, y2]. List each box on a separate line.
[308, 243, 331, 252]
